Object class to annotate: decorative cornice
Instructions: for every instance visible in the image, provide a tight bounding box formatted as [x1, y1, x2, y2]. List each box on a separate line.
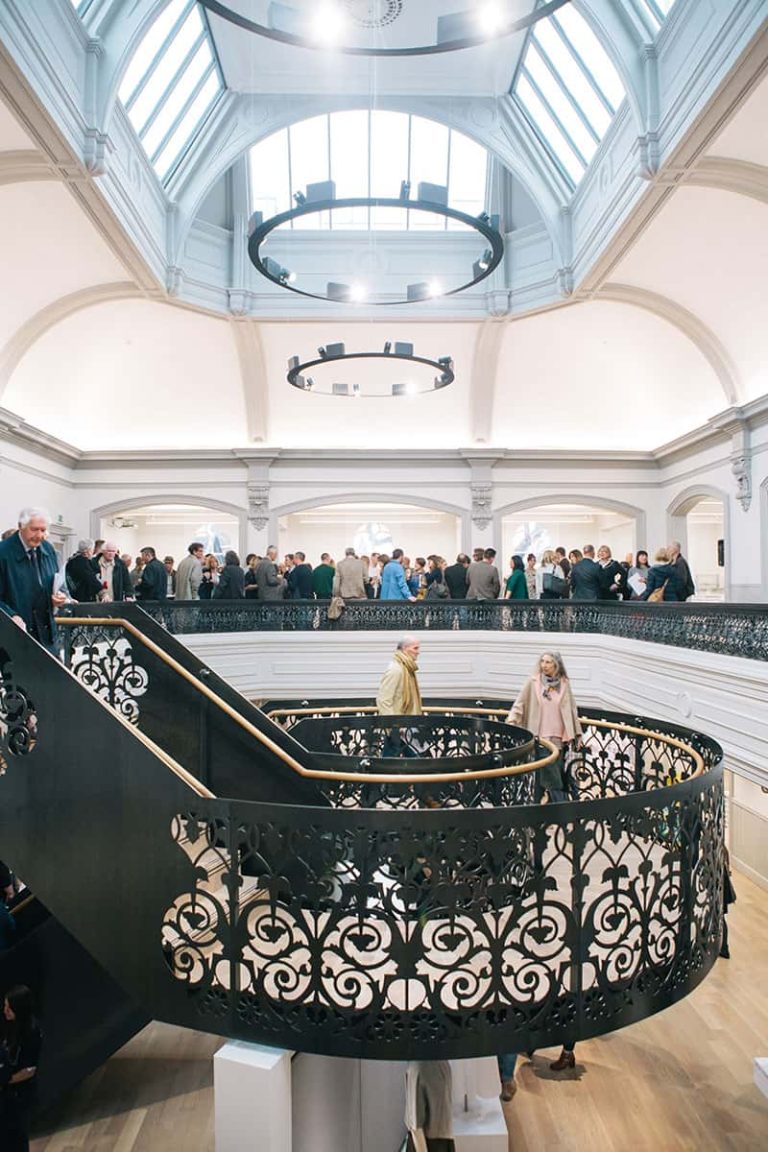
[0, 405, 80, 467]
[0, 150, 57, 186]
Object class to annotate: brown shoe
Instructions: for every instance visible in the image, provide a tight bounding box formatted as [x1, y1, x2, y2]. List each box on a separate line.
[500, 1079, 517, 1102]
[549, 1049, 575, 1072]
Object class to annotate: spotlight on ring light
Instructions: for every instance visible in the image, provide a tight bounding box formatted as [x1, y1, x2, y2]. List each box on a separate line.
[478, 2, 506, 36]
[311, 2, 348, 45]
[288, 346, 455, 398]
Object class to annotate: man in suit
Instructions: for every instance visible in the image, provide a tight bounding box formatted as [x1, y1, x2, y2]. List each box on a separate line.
[65, 539, 103, 602]
[135, 547, 167, 601]
[93, 540, 134, 602]
[0, 507, 67, 651]
[333, 547, 368, 599]
[555, 547, 571, 581]
[570, 544, 602, 601]
[444, 554, 470, 599]
[287, 551, 313, 599]
[175, 542, 204, 601]
[668, 540, 695, 601]
[466, 548, 501, 600]
[254, 546, 285, 601]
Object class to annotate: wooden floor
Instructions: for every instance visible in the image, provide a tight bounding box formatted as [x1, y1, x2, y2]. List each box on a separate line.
[32, 871, 768, 1152]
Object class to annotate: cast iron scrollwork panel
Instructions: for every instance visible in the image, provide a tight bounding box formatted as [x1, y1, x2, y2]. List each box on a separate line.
[67, 625, 149, 725]
[0, 649, 37, 773]
[161, 757, 723, 1058]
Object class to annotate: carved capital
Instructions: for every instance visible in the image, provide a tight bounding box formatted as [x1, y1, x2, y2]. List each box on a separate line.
[731, 455, 752, 512]
[247, 483, 270, 530]
[471, 484, 493, 530]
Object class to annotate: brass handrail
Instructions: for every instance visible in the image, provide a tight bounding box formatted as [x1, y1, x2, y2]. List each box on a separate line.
[59, 618, 554, 784]
[60, 619, 705, 787]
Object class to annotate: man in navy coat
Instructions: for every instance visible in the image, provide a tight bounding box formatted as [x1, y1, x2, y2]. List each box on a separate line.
[0, 508, 66, 650]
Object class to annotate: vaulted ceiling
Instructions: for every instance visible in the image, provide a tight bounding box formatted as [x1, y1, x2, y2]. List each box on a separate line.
[0, 0, 766, 453]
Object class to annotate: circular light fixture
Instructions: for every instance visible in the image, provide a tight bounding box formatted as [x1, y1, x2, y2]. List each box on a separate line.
[249, 196, 503, 305]
[287, 344, 454, 397]
[199, 0, 570, 57]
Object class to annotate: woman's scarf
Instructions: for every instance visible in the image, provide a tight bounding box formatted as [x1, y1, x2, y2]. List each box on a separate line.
[394, 650, 423, 715]
[539, 670, 562, 700]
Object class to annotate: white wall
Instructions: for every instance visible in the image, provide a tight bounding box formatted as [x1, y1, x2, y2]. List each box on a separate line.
[278, 504, 461, 566]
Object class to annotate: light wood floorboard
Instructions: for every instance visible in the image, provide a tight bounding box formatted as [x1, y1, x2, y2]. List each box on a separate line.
[32, 871, 768, 1152]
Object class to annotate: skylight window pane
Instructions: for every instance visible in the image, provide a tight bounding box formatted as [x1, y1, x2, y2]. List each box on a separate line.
[525, 45, 597, 163]
[516, 75, 584, 184]
[154, 71, 220, 181]
[142, 42, 212, 160]
[554, 7, 624, 110]
[635, 0, 662, 31]
[534, 21, 611, 133]
[250, 130, 291, 221]
[330, 110, 369, 229]
[129, 8, 202, 135]
[289, 116, 330, 229]
[447, 131, 486, 230]
[409, 117, 449, 230]
[370, 111, 409, 228]
[119, 0, 190, 106]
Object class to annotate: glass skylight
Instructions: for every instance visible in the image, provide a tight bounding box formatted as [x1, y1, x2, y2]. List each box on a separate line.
[249, 112, 488, 231]
[514, 5, 625, 187]
[119, 0, 223, 184]
[635, 0, 676, 33]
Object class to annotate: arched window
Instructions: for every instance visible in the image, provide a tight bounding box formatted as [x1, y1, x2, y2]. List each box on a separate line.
[249, 111, 489, 231]
[118, 0, 224, 183]
[513, 5, 626, 187]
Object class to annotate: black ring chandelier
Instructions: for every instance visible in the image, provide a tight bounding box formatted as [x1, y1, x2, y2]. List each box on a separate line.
[249, 196, 503, 305]
[199, 0, 570, 57]
[287, 343, 454, 397]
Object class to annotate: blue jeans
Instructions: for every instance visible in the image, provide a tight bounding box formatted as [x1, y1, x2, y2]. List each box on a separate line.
[497, 1053, 517, 1081]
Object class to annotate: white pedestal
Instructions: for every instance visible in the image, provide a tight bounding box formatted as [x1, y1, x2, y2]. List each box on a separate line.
[451, 1058, 507, 1152]
[754, 1057, 768, 1100]
[452, 1095, 507, 1152]
[214, 1041, 292, 1152]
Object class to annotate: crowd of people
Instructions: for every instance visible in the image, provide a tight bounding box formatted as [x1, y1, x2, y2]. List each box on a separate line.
[57, 539, 694, 604]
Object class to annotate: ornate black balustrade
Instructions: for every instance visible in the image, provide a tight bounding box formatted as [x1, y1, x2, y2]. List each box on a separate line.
[1, 610, 725, 1062]
[62, 599, 768, 661]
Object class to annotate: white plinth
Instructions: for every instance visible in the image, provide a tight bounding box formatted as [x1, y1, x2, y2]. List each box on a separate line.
[452, 1094, 507, 1152]
[214, 1041, 292, 1152]
[754, 1057, 768, 1100]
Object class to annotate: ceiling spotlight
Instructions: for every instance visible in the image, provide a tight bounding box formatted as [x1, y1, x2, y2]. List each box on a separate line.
[332, 381, 350, 395]
[318, 346, 328, 359]
[294, 190, 307, 206]
[428, 280, 443, 297]
[350, 283, 368, 303]
[352, 382, 361, 398]
[434, 373, 452, 389]
[478, 2, 506, 36]
[326, 342, 345, 358]
[394, 342, 414, 357]
[247, 211, 263, 236]
[383, 341, 392, 354]
[438, 356, 453, 369]
[311, 2, 347, 44]
[473, 250, 495, 278]
[399, 180, 411, 201]
[278, 266, 295, 285]
[392, 383, 408, 397]
[327, 282, 351, 302]
[477, 210, 491, 225]
[306, 377, 315, 390]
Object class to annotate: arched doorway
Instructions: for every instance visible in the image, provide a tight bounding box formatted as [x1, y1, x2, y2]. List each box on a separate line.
[93, 501, 243, 566]
[277, 501, 463, 566]
[668, 489, 727, 601]
[499, 501, 639, 568]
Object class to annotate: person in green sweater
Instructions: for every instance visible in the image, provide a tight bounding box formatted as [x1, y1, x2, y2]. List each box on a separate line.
[504, 554, 528, 599]
[311, 553, 335, 599]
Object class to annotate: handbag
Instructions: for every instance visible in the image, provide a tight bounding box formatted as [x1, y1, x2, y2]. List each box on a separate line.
[425, 581, 448, 599]
[542, 569, 568, 598]
[327, 595, 345, 620]
[647, 578, 668, 603]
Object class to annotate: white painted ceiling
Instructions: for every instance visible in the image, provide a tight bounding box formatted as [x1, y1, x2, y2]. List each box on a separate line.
[0, 13, 766, 453]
